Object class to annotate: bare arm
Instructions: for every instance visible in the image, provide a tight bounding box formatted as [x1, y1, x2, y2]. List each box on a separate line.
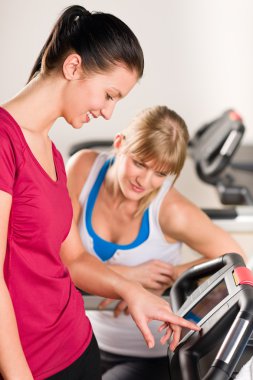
[160, 188, 247, 279]
[106, 260, 175, 289]
[60, 220, 200, 350]
[0, 191, 33, 380]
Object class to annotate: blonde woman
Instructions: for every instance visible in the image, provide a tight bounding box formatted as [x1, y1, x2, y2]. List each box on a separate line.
[67, 105, 245, 380]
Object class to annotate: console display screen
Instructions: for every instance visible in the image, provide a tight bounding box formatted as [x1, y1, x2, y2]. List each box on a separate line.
[184, 280, 228, 324]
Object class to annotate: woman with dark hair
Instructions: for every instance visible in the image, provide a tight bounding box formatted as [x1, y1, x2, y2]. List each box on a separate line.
[0, 5, 198, 380]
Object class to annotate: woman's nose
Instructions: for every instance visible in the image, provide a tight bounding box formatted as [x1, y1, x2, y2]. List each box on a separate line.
[101, 102, 116, 120]
[138, 170, 154, 188]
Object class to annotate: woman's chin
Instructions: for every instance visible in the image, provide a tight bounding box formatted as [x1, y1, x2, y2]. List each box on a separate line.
[70, 120, 87, 129]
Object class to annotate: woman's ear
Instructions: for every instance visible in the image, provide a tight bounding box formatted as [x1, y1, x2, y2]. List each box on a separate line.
[62, 53, 83, 80]
[113, 133, 125, 149]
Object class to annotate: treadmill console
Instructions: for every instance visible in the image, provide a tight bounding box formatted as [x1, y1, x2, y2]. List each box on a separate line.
[169, 253, 253, 380]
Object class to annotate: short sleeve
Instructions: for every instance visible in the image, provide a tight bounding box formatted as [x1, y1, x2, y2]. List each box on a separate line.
[0, 135, 16, 195]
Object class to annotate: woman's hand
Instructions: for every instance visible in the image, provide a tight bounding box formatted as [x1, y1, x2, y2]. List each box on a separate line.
[130, 260, 175, 290]
[98, 296, 183, 350]
[116, 281, 200, 351]
[126, 283, 200, 351]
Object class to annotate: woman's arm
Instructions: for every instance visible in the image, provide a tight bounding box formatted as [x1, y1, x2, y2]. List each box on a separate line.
[0, 191, 33, 380]
[106, 260, 175, 290]
[160, 187, 247, 279]
[60, 220, 200, 351]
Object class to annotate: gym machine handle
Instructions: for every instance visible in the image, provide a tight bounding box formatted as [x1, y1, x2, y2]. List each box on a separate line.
[197, 128, 244, 177]
[202, 311, 252, 380]
[170, 253, 244, 312]
[189, 110, 245, 180]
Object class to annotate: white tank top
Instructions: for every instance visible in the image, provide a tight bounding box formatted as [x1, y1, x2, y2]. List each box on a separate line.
[79, 152, 182, 357]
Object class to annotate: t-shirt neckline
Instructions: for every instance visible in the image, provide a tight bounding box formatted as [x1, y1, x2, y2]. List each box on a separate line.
[0, 106, 59, 184]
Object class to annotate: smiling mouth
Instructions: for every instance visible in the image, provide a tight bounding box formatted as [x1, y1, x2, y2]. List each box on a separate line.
[86, 111, 95, 122]
[131, 183, 145, 193]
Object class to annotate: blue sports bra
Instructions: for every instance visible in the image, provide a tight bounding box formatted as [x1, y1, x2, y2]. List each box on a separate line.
[85, 159, 149, 261]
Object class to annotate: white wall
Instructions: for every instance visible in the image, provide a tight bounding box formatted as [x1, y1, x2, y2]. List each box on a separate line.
[1, 0, 253, 162]
[1, 1, 253, 256]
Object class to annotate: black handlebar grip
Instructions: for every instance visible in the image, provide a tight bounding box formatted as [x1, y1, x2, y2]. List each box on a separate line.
[170, 253, 245, 312]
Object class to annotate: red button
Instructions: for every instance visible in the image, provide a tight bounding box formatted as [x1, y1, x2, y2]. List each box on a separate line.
[233, 267, 253, 286]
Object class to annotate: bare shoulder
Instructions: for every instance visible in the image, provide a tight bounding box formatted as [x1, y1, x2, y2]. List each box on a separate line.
[160, 187, 208, 236]
[161, 187, 196, 218]
[66, 149, 99, 199]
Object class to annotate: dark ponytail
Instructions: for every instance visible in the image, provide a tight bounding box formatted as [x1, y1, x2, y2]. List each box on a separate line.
[27, 5, 144, 83]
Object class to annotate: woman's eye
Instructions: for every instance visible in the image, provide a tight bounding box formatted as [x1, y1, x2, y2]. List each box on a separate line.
[106, 93, 114, 101]
[155, 171, 167, 177]
[133, 159, 144, 168]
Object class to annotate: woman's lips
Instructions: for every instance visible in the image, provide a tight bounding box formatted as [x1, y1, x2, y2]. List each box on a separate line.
[131, 183, 145, 193]
[85, 111, 96, 123]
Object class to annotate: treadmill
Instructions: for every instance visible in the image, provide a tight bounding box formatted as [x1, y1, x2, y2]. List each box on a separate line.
[169, 253, 253, 380]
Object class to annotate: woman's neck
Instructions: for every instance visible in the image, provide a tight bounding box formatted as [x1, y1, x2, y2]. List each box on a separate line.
[1, 74, 63, 136]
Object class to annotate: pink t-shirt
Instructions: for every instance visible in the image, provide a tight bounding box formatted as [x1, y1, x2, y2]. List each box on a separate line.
[0, 107, 92, 379]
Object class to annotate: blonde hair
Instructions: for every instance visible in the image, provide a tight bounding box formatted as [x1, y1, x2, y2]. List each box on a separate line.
[117, 105, 189, 215]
